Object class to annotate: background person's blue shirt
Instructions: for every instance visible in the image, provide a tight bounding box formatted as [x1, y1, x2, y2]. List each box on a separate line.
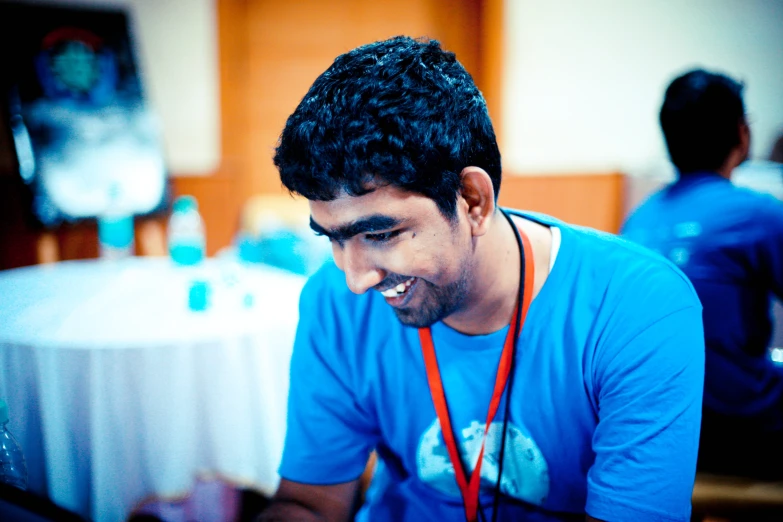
[281, 211, 704, 521]
[622, 172, 783, 429]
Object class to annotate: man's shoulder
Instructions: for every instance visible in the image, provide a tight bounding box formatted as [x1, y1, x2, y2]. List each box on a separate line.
[718, 181, 783, 218]
[507, 208, 700, 307]
[509, 208, 690, 274]
[735, 185, 783, 221]
[582, 222, 698, 301]
[680, 180, 783, 236]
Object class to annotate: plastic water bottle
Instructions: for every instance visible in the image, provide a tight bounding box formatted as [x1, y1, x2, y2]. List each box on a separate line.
[98, 214, 135, 259]
[98, 182, 135, 259]
[168, 195, 206, 266]
[168, 196, 210, 311]
[0, 399, 28, 490]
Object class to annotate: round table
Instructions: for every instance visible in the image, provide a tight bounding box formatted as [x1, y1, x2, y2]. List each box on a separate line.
[0, 257, 306, 522]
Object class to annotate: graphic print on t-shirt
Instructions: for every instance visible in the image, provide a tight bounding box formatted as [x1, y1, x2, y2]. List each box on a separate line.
[416, 418, 549, 506]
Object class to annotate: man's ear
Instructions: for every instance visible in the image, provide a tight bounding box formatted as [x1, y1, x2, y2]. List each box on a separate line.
[738, 119, 751, 162]
[459, 166, 496, 237]
[724, 119, 751, 177]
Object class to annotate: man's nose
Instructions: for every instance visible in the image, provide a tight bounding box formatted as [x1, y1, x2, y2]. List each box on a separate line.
[333, 244, 385, 294]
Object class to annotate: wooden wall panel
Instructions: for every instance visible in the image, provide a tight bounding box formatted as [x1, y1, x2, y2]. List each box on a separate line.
[498, 173, 625, 233]
[171, 0, 490, 256]
[243, 0, 485, 198]
[171, 174, 239, 255]
[480, 0, 504, 145]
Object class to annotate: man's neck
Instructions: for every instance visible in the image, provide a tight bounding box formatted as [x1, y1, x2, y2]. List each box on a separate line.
[716, 142, 748, 179]
[443, 211, 551, 336]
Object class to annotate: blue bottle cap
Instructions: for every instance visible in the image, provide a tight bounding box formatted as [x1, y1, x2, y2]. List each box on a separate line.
[98, 215, 134, 249]
[173, 195, 199, 213]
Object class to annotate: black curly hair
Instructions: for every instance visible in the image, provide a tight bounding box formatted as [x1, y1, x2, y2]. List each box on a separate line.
[273, 36, 501, 219]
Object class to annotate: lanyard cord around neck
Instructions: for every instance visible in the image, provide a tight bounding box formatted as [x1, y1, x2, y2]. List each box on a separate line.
[488, 208, 528, 522]
[418, 208, 534, 522]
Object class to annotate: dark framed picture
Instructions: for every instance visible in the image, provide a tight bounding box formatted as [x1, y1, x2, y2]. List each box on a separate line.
[0, 2, 167, 228]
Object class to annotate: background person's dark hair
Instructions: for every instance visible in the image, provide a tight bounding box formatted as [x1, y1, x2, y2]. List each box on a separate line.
[770, 134, 783, 164]
[273, 36, 501, 219]
[659, 68, 746, 175]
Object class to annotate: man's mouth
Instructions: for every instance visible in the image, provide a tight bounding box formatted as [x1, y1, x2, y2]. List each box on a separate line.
[379, 277, 416, 298]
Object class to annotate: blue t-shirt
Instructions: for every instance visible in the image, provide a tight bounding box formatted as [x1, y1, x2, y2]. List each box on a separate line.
[281, 211, 704, 521]
[622, 172, 783, 428]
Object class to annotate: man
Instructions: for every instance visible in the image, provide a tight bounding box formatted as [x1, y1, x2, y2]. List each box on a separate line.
[622, 69, 783, 479]
[262, 37, 704, 522]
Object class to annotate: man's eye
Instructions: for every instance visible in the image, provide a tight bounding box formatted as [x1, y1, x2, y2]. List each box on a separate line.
[365, 230, 401, 243]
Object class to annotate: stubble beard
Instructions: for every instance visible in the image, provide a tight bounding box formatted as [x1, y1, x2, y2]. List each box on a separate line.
[392, 263, 473, 328]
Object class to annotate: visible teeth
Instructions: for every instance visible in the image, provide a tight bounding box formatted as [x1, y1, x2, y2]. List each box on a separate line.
[380, 278, 415, 298]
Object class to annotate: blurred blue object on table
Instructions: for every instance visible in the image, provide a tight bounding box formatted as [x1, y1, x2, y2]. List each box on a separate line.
[233, 194, 331, 276]
[188, 280, 210, 312]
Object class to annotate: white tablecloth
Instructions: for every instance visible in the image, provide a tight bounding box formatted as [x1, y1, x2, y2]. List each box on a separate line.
[0, 257, 306, 522]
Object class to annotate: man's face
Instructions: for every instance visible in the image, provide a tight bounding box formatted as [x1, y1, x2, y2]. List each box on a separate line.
[309, 185, 475, 327]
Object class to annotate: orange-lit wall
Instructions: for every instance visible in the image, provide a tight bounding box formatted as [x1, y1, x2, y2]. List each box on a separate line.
[499, 173, 625, 233]
[173, 0, 489, 256]
[182, 0, 623, 251]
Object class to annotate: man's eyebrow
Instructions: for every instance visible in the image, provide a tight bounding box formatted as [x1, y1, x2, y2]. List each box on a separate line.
[309, 215, 403, 241]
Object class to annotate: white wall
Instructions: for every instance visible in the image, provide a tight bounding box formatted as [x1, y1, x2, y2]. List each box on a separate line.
[10, 0, 221, 175]
[502, 0, 783, 177]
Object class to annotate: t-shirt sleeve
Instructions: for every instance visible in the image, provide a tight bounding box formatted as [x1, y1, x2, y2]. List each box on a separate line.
[278, 269, 379, 484]
[585, 303, 705, 522]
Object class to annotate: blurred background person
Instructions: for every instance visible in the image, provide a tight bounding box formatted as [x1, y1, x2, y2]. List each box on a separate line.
[622, 69, 783, 480]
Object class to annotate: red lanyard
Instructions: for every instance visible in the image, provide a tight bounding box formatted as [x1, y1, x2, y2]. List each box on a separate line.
[418, 225, 534, 522]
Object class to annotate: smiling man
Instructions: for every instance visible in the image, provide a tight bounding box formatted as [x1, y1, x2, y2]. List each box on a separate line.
[259, 37, 704, 522]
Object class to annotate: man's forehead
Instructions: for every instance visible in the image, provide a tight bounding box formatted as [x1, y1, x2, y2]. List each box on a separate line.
[307, 185, 436, 240]
[309, 196, 376, 229]
[309, 185, 410, 223]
